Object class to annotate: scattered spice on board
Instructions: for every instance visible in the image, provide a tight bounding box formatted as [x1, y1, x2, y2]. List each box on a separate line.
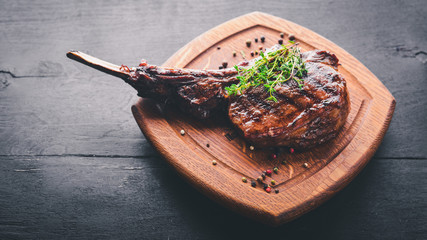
[251, 180, 256, 187]
[278, 39, 283, 44]
[260, 35, 265, 42]
[265, 187, 271, 193]
[254, 38, 258, 43]
[266, 169, 272, 176]
[288, 34, 295, 41]
[280, 32, 284, 38]
[246, 39, 251, 47]
[206, 143, 210, 148]
[303, 162, 309, 168]
[273, 167, 279, 173]
[271, 180, 276, 185]
[180, 129, 185, 135]
[290, 148, 295, 154]
[242, 177, 247, 183]
[217, 46, 221, 50]
[222, 61, 228, 68]
[232, 50, 237, 57]
[212, 160, 217, 165]
[275, 189, 279, 194]
[249, 145, 255, 151]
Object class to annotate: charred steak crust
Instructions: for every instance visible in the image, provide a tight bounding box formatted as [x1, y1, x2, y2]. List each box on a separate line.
[127, 48, 350, 149]
[228, 50, 349, 149]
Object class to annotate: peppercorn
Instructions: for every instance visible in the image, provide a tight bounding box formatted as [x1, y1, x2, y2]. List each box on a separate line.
[273, 167, 279, 173]
[263, 171, 267, 175]
[281, 160, 287, 165]
[218, 66, 223, 70]
[257, 176, 263, 182]
[259, 45, 263, 50]
[255, 51, 258, 55]
[266, 169, 272, 176]
[275, 189, 279, 194]
[261, 173, 266, 180]
[265, 187, 271, 193]
[251, 180, 256, 187]
[222, 61, 228, 68]
[280, 32, 284, 38]
[263, 184, 269, 189]
[290, 148, 295, 154]
[217, 46, 221, 50]
[212, 160, 217, 165]
[254, 38, 258, 43]
[288, 34, 295, 41]
[232, 51, 237, 57]
[246, 39, 251, 47]
[271, 180, 276, 185]
[206, 143, 210, 148]
[242, 177, 247, 183]
[180, 129, 185, 135]
[278, 39, 283, 44]
[272, 154, 277, 159]
[260, 36, 265, 43]
[250, 51, 254, 57]
[249, 145, 255, 151]
[303, 162, 309, 168]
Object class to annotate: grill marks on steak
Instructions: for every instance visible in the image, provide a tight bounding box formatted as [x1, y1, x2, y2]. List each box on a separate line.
[228, 50, 349, 148]
[128, 65, 238, 118]
[127, 48, 350, 149]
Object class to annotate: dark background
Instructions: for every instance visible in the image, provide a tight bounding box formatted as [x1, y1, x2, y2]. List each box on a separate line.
[0, 0, 426, 239]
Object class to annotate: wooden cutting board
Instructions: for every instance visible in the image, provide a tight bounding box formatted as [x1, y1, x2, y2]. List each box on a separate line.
[131, 12, 395, 225]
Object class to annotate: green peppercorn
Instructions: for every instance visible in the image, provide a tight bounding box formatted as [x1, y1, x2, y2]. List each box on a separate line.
[271, 180, 276, 185]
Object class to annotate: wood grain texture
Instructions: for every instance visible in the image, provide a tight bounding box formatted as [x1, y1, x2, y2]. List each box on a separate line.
[131, 12, 395, 225]
[0, 0, 426, 238]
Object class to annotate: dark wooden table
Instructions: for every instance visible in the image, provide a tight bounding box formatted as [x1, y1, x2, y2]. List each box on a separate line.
[1, 1, 426, 239]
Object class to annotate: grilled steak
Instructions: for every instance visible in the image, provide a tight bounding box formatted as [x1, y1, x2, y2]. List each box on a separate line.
[67, 46, 350, 149]
[229, 50, 349, 148]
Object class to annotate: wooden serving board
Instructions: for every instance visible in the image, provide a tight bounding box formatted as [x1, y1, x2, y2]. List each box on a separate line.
[131, 12, 395, 225]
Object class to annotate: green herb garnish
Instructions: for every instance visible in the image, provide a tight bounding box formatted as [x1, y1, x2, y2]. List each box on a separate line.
[225, 43, 307, 102]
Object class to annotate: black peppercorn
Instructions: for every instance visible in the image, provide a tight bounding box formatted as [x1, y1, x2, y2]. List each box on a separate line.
[254, 38, 258, 43]
[218, 66, 223, 70]
[278, 39, 283, 44]
[251, 180, 256, 187]
[246, 39, 251, 47]
[288, 34, 295, 41]
[250, 51, 254, 57]
[275, 189, 279, 194]
[260, 36, 265, 43]
[222, 61, 228, 68]
[280, 32, 284, 38]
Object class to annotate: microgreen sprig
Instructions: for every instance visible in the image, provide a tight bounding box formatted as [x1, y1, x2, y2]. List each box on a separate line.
[225, 43, 307, 102]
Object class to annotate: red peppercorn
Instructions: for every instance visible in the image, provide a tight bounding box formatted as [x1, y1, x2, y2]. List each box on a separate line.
[290, 148, 295, 154]
[271, 154, 277, 159]
[265, 187, 271, 193]
[266, 169, 272, 176]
